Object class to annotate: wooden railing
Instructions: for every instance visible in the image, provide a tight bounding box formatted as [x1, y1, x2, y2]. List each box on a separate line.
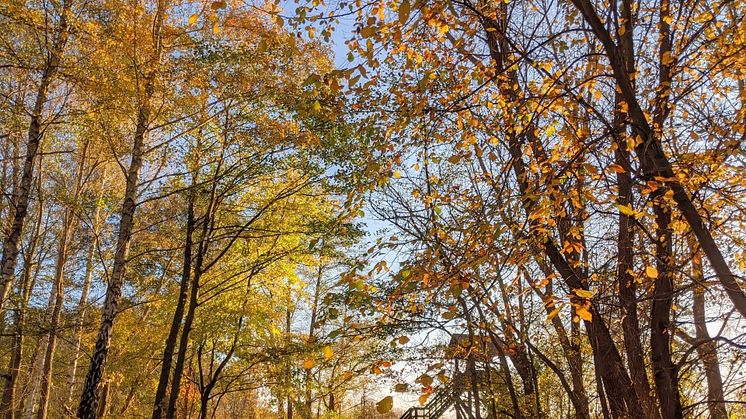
[398, 370, 490, 419]
[399, 381, 456, 419]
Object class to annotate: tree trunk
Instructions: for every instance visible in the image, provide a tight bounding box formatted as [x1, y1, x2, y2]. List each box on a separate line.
[568, 0, 746, 318]
[152, 193, 194, 419]
[35, 211, 74, 419]
[649, 200, 682, 419]
[95, 382, 109, 419]
[165, 141, 224, 418]
[590, 344, 610, 419]
[614, 134, 656, 419]
[24, 269, 59, 418]
[76, 1, 166, 416]
[65, 171, 107, 409]
[198, 395, 208, 419]
[76, 122, 143, 418]
[305, 266, 323, 418]
[0, 0, 71, 312]
[477, 9, 641, 415]
[165, 245, 203, 419]
[1, 183, 45, 418]
[690, 245, 727, 419]
[37, 142, 88, 419]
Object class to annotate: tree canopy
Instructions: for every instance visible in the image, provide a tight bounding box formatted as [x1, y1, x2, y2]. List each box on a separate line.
[0, 0, 745, 417]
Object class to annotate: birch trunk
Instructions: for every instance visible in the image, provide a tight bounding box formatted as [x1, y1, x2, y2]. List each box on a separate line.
[0, 175, 45, 418]
[76, 0, 166, 415]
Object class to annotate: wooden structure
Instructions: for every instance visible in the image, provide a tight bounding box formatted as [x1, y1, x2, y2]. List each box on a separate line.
[399, 334, 501, 419]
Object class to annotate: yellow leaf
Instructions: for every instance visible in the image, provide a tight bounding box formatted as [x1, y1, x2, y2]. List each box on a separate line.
[312, 100, 322, 112]
[574, 289, 593, 299]
[576, 306, 593, 322]
[646, 265, 659, 278]
[546, 125, 556, 137]
[393, 170, 401, 179]
[323, 346, 334, 360]
[419, 394, 430, 406]
[212, 22, 220, 35]
[546, 306, 561, 322]
[303, 358, 315, 369]
[626, 135, 637, 151]
[616, 204, 635, 216]
[376, 396, 394, 414]
[188, 14, 199, 26]
[398, 0, 411, 24]
[661, 51, 675, 66]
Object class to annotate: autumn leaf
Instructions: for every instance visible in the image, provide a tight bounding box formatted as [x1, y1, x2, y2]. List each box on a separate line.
[323, 346, 334, 360]
[646, 265, 659, 279]
[576, 306, 592, 322]
[360, 26, 375, 38]
[418, 393, 430, 406]
[574, 289, 593, 299]
[302, 358, 315, 369]
[188, 14, 199, 26]
[546, 306, 561, 322]
[416, 373, 433, 386]
[398, 335, 410, 344]
[616, 203, 635, 216]
[376, 396, 394, 413]
[398, 0, 411, 24]
[608, 163, 625, 173]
